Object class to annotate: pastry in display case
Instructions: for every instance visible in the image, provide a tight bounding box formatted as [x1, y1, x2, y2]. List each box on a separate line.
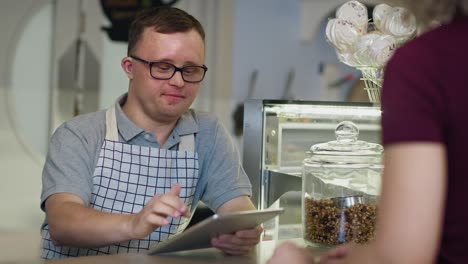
[242, 100, 381, 240]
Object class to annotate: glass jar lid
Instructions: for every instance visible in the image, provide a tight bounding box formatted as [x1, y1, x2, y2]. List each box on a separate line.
[306, 121, 383, 165]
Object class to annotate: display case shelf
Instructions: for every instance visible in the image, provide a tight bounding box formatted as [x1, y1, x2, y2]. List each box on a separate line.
[242, 100, 381, 238]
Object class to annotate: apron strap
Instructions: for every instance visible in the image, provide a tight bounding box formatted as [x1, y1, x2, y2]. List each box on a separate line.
[105, 106, 119, 141]
[179, 134, 195, 152]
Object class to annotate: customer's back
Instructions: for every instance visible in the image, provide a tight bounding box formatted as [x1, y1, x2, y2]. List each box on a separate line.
[382, 14, 468, 263]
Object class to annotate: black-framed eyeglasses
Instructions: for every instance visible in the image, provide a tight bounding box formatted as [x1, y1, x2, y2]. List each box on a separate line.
[130, 55, 208, 83]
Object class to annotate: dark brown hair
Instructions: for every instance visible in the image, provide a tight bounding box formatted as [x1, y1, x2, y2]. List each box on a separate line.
[127, 6, 205, 55]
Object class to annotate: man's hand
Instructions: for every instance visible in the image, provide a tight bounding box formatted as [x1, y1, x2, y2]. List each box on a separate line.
[267, 242, 316, 264]
[211, 225, 263, 256]
[127, 184, 190, 239]
[212, 196, 261, 255]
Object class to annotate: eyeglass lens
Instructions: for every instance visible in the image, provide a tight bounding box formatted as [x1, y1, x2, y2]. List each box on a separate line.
[150, 62, 206, 83]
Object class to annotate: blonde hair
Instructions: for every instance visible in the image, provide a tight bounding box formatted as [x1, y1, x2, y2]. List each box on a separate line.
[386, 0, 468, 25]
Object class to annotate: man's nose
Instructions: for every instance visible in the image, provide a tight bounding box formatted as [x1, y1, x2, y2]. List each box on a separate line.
[169, 70, 185, 87]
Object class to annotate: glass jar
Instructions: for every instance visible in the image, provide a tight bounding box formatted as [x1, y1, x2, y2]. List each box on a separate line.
[302, 121, 383, 247]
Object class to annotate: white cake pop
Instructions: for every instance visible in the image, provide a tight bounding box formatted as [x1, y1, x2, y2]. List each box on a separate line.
[380, 7, 417, 44]
[373, 4, 392, 32]
[326, 18, 362, 53]
[336, 50, 358, 67]
[336, 1, 369, 33]
[354, 33, 381, 66]
[368, 34, 397, 66]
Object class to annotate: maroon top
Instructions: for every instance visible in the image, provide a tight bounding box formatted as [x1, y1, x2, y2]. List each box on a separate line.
[381, 16, 468, 263]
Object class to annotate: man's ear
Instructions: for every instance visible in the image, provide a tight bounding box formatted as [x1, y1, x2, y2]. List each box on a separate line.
[121, 57, 133, 79]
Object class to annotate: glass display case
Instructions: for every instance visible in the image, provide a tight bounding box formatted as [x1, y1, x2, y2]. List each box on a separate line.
[242, 100, 381, 239]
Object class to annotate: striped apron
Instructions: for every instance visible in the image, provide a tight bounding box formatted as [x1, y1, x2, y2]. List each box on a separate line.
[41, 106, 199, 258]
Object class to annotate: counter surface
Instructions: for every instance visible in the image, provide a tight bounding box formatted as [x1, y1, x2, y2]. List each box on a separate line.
[4, 239, 329, 264]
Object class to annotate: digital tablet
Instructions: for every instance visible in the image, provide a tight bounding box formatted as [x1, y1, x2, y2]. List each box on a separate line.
[148, 208, 284, 255]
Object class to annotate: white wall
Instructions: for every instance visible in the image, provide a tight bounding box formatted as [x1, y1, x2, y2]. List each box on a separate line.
[10, 2, 53, 156]
[0, 2, 48, 260]
[233, 0, 340, 104]
[98, 37, 128, 109]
